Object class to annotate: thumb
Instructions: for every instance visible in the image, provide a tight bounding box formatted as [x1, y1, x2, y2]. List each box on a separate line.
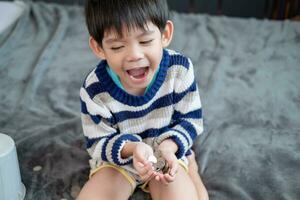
[165, 154, 178, 176]
[169, 162, 178, 176]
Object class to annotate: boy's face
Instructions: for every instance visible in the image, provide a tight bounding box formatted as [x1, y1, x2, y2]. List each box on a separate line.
[90, 21, 173, 95]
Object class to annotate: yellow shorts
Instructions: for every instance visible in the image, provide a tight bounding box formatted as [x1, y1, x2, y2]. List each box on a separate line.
[89, 160, 189, 194]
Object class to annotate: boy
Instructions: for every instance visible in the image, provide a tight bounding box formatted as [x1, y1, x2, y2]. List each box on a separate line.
[78, 0, 209, 199]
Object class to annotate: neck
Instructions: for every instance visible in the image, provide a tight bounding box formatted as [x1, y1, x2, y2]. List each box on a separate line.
[122, 85, 146, 96]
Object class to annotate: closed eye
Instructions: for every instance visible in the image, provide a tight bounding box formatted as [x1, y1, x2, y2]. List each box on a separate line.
[140, 39, 154, 45]
[111, 46, 124, 50]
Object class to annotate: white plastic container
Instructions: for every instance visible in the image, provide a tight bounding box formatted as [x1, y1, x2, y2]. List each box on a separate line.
[0, 133, 26, 200]
[0, 1, 25, 34]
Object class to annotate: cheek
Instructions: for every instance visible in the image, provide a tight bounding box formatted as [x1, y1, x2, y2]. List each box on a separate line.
[107, 59, 122, 73]
[149, 48, 163, 66]
[107, 54, 121, 64]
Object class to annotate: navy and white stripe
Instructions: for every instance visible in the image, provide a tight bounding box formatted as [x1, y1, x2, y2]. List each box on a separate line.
[80, 49, 203, 169]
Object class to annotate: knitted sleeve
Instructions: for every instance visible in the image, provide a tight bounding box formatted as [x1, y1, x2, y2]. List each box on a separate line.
[156, 58, 203, 158]
[80, 74, 142, 166]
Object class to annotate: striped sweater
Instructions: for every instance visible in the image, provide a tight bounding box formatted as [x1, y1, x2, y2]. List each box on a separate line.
[80, 49, 203, 170]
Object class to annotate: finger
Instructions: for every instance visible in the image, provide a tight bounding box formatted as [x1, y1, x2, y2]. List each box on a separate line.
[137, 162, 144, 168]
[168, 159, 179, 177]
[143, 162, 155, 172]
[141, 170, 156, 182]
[158, 173, 169, 185]
[139, 159, 153, 168]
[141, 170, 158, 182]
[155, 175, 160, 181]
[137, 161, 153, 174]
[169, 164, 178, 177]
[164, 173, 176, 182]
[135, 163, 147, 174]
[140, 163, 156, 177]
[141, 159, 151, 166]
[135, 151, 152, 166]
[138, 166, 150, 176]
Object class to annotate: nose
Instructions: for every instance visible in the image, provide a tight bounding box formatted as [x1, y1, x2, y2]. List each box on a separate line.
[125, 44, 144, 62]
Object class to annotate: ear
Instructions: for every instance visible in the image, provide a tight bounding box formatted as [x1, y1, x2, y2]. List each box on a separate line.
[162, 20, 174, 48]
[89, 36, 106, 59]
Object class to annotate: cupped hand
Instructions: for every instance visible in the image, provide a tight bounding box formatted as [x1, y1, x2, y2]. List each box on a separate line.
[133, 142, 158, 182]
[154, 148, 179, 185]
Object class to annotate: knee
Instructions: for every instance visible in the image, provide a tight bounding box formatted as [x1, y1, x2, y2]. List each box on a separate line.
[76, 167, 133, 200]
[76, 190, 126, 200]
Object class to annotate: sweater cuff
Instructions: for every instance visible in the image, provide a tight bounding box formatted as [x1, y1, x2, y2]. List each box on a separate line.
[106, 134, 141, 166]
[156, 129, 189, 159]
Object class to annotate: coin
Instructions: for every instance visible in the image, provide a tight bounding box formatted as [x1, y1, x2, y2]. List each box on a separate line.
[153, 150, 169, 173]
[148, 155, 157, 163]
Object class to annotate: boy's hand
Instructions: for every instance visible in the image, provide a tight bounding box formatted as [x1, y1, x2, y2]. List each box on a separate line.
[154, 139, 179, 184]
[132, 142, 158, 182]
[154, 149, 179, 184]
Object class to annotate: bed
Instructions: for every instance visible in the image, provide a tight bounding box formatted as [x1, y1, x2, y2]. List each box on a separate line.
[0, 1, 299, 200]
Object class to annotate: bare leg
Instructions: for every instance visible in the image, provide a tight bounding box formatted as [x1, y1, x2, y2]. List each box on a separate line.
[76, 167, 134, 200]
[187, 151, 209, 200]
[148, 165, 198, 200]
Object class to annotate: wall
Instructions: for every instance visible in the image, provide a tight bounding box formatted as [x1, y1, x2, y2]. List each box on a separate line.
[1, 0, 299, 19]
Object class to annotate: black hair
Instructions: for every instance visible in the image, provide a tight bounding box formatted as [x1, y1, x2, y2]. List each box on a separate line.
[85, 0, 169, 46]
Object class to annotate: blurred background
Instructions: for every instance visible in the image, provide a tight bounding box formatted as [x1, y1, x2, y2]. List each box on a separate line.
[1, 0, 299, 19]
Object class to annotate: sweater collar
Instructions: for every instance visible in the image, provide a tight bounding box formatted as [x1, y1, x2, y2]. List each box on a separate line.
[95, 49, 170, 106]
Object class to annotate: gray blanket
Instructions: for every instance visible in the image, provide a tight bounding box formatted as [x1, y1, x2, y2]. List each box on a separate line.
[0, 2, 299, 200]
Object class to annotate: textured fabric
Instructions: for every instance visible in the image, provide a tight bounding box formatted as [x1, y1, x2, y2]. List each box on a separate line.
[80, 49, 203, 171]
[1, 2, 300, 200]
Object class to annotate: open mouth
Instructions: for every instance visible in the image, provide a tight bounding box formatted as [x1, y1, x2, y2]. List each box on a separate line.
[126, 67, 149, 80]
